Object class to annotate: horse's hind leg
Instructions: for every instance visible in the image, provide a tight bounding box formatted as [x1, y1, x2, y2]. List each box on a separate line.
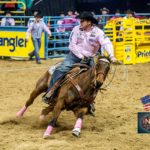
[16, 71, 50, 117]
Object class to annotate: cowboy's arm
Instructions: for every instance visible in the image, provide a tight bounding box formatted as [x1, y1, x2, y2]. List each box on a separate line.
[97, 30, 116, 62]
[69, 26, 84, 59]
[43, 23, 52, 37]
[26, 24, 33, 41]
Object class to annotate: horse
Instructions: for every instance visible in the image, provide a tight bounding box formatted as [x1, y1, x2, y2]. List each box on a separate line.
[16, 56, 111, 138]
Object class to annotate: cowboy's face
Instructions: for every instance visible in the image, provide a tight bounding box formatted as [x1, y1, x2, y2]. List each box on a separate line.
[80, 19, 92, 30]
[35, 17, 41, 22]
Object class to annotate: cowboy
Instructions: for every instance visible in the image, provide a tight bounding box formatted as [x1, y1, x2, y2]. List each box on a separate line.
[26, 12, 51, 64]
[43, 11, 117, 103]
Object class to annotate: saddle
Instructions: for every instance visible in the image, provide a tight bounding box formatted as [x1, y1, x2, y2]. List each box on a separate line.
[42, 63, 90, 104]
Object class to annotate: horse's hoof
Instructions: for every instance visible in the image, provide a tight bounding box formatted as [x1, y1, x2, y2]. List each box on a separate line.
[16, 113, 22, 117]
[43, 125, 53, 139]
[43, 134, 50, 139]
[16, 111, 24, 117]
[16, 106, 27, 117]
[72, 128, 80, 138]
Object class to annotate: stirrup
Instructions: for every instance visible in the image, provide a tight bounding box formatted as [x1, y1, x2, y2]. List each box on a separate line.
[42, 90, 55, 104]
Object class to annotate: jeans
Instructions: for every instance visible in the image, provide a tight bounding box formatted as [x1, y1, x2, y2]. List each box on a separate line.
[29, 38, 41, 62]
[48, 51, 94, 90]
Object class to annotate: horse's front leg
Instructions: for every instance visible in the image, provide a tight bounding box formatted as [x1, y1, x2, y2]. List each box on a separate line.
[16, 71, 50, 117]
[43, 99, 64, 139]
[72, 107, 88, 137]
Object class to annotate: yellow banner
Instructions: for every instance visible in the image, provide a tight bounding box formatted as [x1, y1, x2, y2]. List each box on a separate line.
[0, 31, 45, 58]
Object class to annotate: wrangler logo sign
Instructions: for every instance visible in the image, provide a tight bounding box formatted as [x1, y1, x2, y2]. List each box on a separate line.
[0, 36, 27, 52]
[0, 31, 45, 58]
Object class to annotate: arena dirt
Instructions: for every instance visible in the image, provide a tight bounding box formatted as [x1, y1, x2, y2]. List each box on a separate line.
[0, 58, 150, 150]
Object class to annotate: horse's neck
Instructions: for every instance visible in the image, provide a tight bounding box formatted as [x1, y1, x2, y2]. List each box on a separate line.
[77, 68, 95, 88]
[78, 67, 97, 100]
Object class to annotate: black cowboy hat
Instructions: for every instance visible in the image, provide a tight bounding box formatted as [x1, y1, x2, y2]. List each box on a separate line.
[34, 12, 43, 18]
[32, 9, 41, 14]
[77, 11, 98, 25]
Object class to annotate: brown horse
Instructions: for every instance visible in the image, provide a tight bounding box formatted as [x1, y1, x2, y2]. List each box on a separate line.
[16, 56, 111, 138]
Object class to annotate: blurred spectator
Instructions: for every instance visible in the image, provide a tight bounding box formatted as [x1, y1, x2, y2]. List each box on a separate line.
[56, 12, 67, 52]
[62, 10, 77, 31]
[1, 0, 19, 11]
[110, 9, 122, 20]
[124, 9, 134, 19]
[114, 9, 121, 18]
[98, 7, 110, 29]
[1, 10, 15, 26]
[100, 7, 109, 15]
[56, 12, 65, 33]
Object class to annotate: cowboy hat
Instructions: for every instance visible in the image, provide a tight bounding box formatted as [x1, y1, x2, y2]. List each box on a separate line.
[77, 11, 98, 25]
[34, 12, 43, 18]
[100, 7, 109, 12]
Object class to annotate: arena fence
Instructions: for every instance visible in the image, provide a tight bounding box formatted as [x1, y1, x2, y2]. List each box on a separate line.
[0, 13, 150, 64]
[104, 14, 150, 64]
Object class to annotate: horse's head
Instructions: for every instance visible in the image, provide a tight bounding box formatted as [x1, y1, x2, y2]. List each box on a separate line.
[95, 56, 111, 88]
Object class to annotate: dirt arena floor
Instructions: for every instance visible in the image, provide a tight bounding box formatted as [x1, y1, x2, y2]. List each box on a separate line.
[0, 58, 150, 150]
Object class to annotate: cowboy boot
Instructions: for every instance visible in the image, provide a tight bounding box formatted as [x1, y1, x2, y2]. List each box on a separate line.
[42, 84, 59, 104]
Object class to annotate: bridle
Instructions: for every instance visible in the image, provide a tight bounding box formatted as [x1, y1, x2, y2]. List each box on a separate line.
[96, 58, 110, 77]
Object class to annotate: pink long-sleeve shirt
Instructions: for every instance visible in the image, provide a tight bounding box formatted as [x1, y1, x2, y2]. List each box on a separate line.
[69, 25, 114, 59]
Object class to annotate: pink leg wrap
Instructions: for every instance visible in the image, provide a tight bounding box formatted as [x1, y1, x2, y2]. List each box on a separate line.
[74, 118, 82, 129]
[16, 105, 27, 117]
[43, 125, 53, 137]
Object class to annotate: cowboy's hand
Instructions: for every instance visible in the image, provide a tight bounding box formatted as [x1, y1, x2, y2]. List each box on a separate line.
[111, 57, 117, 63]
[111, 57, 122, 65]
[80, 56, 89, 64]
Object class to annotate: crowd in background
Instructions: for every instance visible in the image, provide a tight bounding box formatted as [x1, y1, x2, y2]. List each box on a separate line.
[0, 0, 138, 28]
[0, 0, 32, 11]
